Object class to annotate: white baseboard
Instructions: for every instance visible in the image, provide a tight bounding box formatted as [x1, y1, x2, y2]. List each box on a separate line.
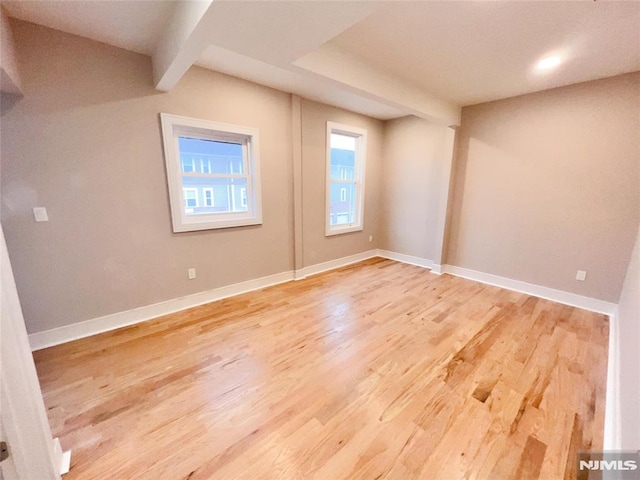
[29, 250, 379, 351]
[60, 450, 71, 475]
[28, 251, 618, 352]
[377, 249, 433, 270]
[28, 270, 295, 351]
[441, 265, 617, 315]
[51, 437, 70, 475]
[294, 249, 378, 279]
[603, 307, 621, 450]
[374, 255, 615, 314]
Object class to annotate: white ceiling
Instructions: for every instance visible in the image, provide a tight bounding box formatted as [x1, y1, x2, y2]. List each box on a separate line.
[3, 0, 639, 120]
[2, 1, 176, 56]
[330, 1, 640, 106]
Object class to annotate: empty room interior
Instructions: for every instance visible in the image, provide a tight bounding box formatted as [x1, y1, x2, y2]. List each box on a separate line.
[1, 1, 639, 479]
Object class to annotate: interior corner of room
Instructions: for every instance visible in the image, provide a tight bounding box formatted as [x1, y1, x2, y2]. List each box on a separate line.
[1, 1, 638, 478]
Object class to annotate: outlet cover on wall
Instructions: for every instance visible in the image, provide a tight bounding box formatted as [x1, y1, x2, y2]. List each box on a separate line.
[33, 207, 49, 222]
[188, 268, 196, 280]
[576, 270, 587, 281]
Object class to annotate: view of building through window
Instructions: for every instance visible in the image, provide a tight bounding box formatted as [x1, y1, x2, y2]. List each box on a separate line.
[178, 136, 249, 216]
[329, 132, 357, 227]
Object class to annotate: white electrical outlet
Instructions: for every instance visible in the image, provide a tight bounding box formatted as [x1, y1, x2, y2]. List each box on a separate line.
[369, 235, 373, 242]
[576, 270, 586, 281]
[188, 268, 196, 280]
[33, 207, 49, 222]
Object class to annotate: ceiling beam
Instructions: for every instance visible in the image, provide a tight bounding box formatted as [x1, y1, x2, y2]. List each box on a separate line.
[194, 1, 381, 67]
[152, 0, 213, 92]
[151, 1, 460, 125]
[293, 45, 461, 126]
[152, 1, 378, 93]
[1, 9, 23, 96]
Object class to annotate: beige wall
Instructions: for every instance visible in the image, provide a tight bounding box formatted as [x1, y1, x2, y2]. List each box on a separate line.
[447, 73, 640, 302]
[617, 225, 640, 449]
[380, 115, 449, 260]
[1, 21, 296, 333]
[300, 98, 382, 266]
[0, 21, 389, 335]
[3, 19, 638, 337]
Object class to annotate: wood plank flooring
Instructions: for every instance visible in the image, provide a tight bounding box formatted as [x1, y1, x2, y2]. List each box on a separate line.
[33, 258, 609, 479]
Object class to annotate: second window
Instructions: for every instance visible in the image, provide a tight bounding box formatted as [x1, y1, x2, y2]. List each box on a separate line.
[326, 121, 367, 236]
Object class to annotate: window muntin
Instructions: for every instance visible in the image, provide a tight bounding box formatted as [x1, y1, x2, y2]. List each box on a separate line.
[160, 113, 262, 232]
[326, 122, 366, 236]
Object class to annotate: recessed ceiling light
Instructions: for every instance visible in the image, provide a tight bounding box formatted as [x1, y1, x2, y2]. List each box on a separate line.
[536, 56, 562, 71]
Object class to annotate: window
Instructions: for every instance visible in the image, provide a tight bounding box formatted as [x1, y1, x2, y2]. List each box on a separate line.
[201, 158, 211, 174]
[160, 113, 262, 232]
[326, 122, 366, 236]
[203, 187, 214, 207]
[183, 188, 198, 212]
[181, 157, 196, 173]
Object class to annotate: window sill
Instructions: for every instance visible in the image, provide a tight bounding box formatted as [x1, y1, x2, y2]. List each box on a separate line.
[325, 224, 363, 237]
[173, 216, 262, 233]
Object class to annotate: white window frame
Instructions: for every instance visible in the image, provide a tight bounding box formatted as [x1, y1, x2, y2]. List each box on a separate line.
[202, 187, 214, 207]
[160, 113, 262, 232]
[325, 121, 366, 236]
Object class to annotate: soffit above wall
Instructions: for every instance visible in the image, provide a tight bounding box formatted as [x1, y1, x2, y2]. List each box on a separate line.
[3, 1, 638, 123]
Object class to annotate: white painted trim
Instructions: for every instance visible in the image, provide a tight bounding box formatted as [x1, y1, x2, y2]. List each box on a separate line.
[60, 450, 71, 476]
[51, 438, 70, 475]
[603, 307, 621, 450]
[295, 249, 378, 280]
[29, 270, 294, 351]
[377, 250, 433, 270]
[159, 113, 262, 233]
[431, 264, 443, 275]
[28, 251, 618, 357]
[325, 121, 366, 237]
[29, 249, 380, 350]
[1, 227, 60, 479]
[441, 264, 617, 315]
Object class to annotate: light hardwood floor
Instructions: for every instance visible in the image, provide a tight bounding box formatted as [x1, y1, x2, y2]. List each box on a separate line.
[34, 258, 609, 480]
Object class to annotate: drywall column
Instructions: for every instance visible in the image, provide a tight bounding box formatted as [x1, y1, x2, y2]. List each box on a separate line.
[0, 10, 22, 96]
[291, 95, 305, 279]
[431, 126, 457, 273]
[152, 0, 213, 91]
